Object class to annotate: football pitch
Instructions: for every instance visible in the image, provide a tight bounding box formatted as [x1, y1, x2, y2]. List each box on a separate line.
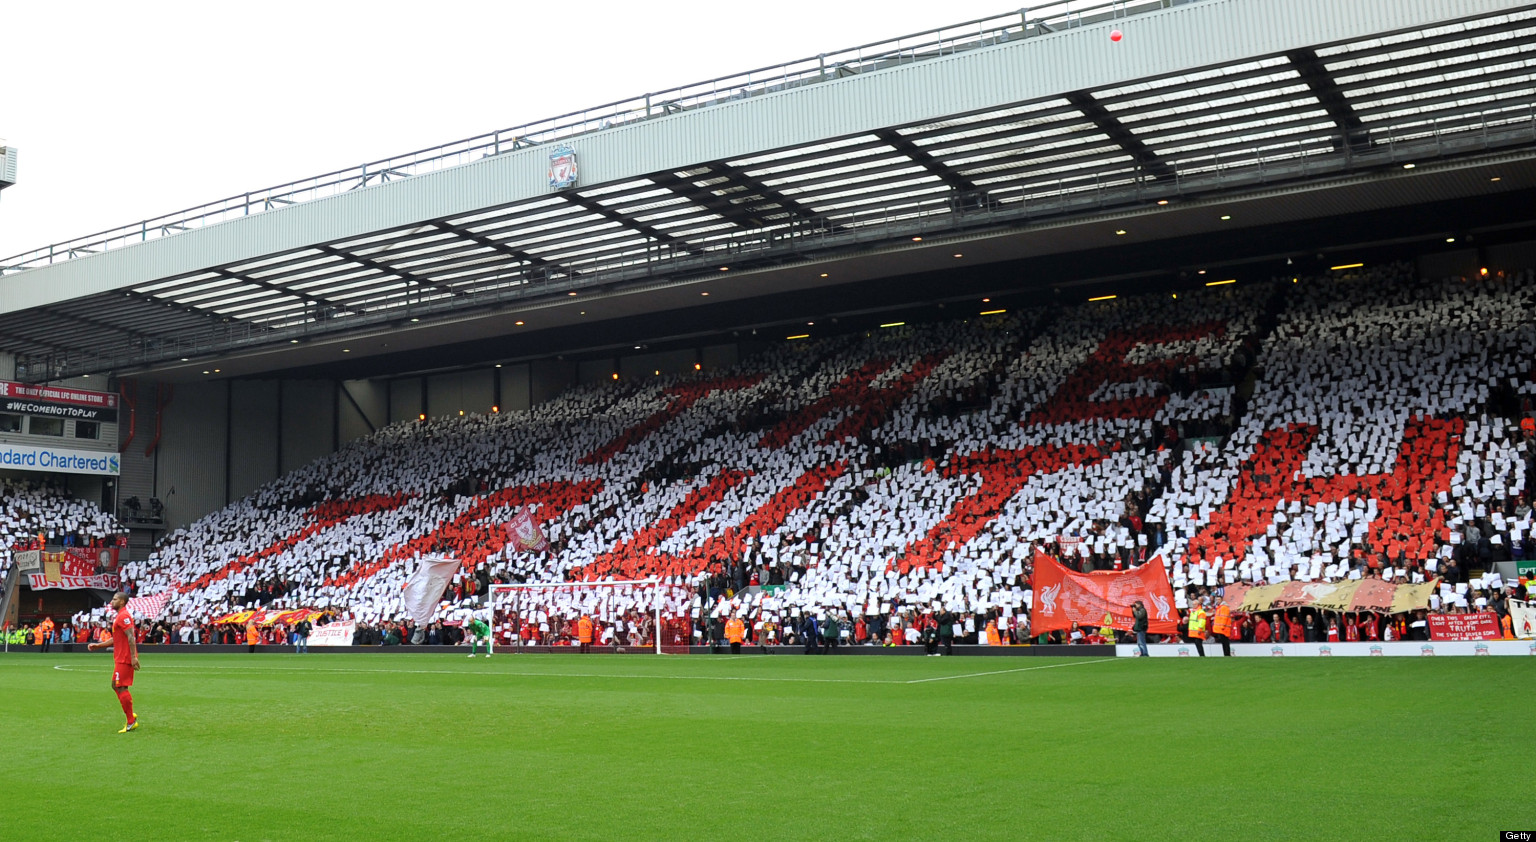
[1, 652, 1528, 841]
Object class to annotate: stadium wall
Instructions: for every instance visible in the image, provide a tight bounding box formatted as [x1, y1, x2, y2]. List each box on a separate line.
[156, 381, 227, 530]
[338, 379, 385, 441]
[577, 358, 615, 387]
[426, 370, 494, 419]
[1488, 238, 1536, 270]
[701, 344, 740, 372]
[387, 377, 423, 424]
[150, 378, 341, 529]
[531, 360, 578, 405]
[279, 379, 334, 474]
[620, 349, 700, 381]
[116, 382, 157, 561]
[498, 365, 531, 413]
[228, 380, 279, 501]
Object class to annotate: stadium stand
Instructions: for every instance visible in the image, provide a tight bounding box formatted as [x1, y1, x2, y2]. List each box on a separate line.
[0, 477, 120, 564]
[80, 261, 1536, 646]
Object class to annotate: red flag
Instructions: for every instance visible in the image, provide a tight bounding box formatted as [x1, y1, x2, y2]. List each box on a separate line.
[1030, 554, 1178, 635]
[505, 505, 549, 554]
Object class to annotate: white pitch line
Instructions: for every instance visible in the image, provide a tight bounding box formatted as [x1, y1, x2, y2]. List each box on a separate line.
[903, 657, 1121, 684]
[47, 658, 1123, 686]
[52, 663, 904, 685]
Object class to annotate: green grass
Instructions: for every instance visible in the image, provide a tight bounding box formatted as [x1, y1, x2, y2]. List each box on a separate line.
[0, 651, 1528, 841]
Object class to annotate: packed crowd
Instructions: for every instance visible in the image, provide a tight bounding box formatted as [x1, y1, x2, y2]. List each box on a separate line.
[60, 261, 1535, 645]
[0, 477, 121, 584]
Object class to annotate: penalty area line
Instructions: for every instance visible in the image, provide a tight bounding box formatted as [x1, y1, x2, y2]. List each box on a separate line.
[904, 657, 1121, 684]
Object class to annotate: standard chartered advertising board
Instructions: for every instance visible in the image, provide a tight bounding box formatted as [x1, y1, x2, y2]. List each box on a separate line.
[0, 442, 119, 475]
[0, 379, 121, 475]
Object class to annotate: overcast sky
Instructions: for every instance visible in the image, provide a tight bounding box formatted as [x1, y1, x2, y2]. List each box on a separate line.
[0, 0, 1029, 260]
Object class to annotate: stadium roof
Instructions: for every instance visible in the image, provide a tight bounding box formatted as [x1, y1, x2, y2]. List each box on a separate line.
[3, 0, 1535, 382]
[0, 142, 14, 195]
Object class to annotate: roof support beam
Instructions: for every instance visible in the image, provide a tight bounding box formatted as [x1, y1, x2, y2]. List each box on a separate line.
[127, 289, 231, 323]
[650, 171, 766, 228]
[707, 162, 827, 224]
[312, 246, 462, 301]
[38, 307, 153, 341]
[214, 267, 367, 317]
[0, 329, 79, 354]
[873, 129, 977, 192]
[1287, 49, 1371, 151]
[563, 194, 697, 253]
[432, 221, 555, 270]
[1064, 90, 1175, 181]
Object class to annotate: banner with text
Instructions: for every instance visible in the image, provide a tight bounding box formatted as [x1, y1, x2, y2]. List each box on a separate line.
[0, 442, 120, 476]
[0, 396, 117, 422]
[1222, 579, 1435, 615]
[1029, 554, 1178, 635]
[0, 379, 118, 422]
[1427, 612, 1501, 641]
[27, 572, 120, 590]
[13, 549, 41, 572]
[308, 622, 356, 647]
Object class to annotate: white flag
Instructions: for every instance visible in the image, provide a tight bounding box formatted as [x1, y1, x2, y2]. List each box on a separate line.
[401, 556, 461, 626]
[1511, 599, 1536, 640]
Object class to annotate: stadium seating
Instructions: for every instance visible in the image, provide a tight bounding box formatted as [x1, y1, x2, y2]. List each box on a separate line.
[0, 477, 120, 574]
[100, 262, 1534, 641]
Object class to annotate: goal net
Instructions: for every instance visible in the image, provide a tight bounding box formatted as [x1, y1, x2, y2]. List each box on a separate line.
[488, 579, 695, 654]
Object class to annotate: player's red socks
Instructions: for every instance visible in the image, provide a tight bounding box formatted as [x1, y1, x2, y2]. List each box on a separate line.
[116, 687, 135, 723]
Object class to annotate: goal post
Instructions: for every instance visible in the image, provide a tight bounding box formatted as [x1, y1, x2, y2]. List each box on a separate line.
[488, 579, 694, 654]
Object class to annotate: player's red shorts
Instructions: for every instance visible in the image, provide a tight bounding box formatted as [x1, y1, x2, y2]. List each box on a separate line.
[112, 663, 135, 688]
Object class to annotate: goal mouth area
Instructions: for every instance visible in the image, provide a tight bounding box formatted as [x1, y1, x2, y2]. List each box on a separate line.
[488, 580, 695, 655]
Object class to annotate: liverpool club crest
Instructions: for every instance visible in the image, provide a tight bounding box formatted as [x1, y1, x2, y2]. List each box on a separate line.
[549, 145, 578, 190]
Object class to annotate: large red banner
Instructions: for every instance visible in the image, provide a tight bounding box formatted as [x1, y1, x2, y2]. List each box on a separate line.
[1427, 612, 1501, 641]
[1030, 554, 1179, 635]
[59, 548, 117, 574]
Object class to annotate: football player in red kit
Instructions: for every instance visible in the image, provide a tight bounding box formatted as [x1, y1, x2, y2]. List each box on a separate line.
[87, 592, 140, 733]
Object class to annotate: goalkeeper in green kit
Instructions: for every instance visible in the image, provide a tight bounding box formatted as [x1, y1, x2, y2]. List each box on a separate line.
[467, 615, 492, 658]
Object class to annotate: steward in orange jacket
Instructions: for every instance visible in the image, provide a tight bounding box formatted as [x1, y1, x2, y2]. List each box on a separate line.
[577, 615, 594, 654]
[725, 616, 746, 654]
[1210, 602, 1233, 657]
